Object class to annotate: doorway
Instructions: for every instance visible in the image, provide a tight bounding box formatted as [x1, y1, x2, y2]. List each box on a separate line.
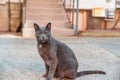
[0, 1, 23, 34]
[87, 10, 103, 30]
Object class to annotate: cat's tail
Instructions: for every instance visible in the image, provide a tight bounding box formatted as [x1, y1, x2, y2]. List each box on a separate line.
[76, 70, 106, 77]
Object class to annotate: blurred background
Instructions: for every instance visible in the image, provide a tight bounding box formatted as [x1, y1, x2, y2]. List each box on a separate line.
[0, 0, 120, 37]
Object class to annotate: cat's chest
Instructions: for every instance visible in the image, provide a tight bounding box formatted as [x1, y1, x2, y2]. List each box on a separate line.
[37, 45, 50, 58]
[38, 45, 49, 53]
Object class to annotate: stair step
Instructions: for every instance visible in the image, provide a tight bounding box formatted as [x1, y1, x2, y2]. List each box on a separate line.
[27, 12, 66, 16]
[27, 0, 61, 4]
[26, 20, 69, 23]
[52, 29, 74, 37]
[27, 2, 62, 8]
[22, 28, 74, 38]
[80, 30, 120, 37]
[27, 8, 65, 14]
[27, 12, 66, 15]
[27, 5, 63, 9]
[24, 20, 72, 29]
[23, 0, 72, 37]
[28, 0, 60, 2]
[26, 14, 68, 21]
[28, 0, 58, 2]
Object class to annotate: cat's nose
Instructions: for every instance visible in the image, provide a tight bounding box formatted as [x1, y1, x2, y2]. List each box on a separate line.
[42, 36, 45, 39]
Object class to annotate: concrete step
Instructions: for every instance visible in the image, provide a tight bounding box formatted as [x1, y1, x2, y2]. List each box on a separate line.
[26, 14, 68, 21]
[27, 0, 61, 4]
[27, 12, 66, 16]
[27, 8, 65, 14]
[27, 5, 63, 9]
[28, 0, 60, 3]
[80, 30, 120, 37]
[22, 27, 74, 38]
[24, 20, 72, 29]
[52, 29, 74, 37]
[24, 0, 71, 37]
[27, 2, 62, 8]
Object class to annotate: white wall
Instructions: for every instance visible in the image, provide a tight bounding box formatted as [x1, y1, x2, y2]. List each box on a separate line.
[65, 0, 115, 9]
[0, 0, 23, 4]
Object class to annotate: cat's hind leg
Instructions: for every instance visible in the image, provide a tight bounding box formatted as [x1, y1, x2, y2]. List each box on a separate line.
[59, 78, 75, 80]
[59, 70, 76, 80]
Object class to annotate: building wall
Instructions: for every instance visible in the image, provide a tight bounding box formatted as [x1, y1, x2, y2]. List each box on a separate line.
[0, 0, 23, 3]
[73, 11, 83, 31]
[72, 10, 108, 31]
[107, 10, 120, 29]
[0, 2, 23, 32]
[9, 2, 23, 32]
[65, 0, 115, 9]
[70, 9, 120, 31]
[0, 4, 9, 31]
[65, 0, 120, 31]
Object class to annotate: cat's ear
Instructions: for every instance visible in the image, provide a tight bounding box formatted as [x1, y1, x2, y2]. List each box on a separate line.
[45, 22, 51, 31]
[34, 23, 40, 31]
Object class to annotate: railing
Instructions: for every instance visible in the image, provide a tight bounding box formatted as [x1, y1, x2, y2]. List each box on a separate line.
[23, 0, 27, 26]
[61, 0, 75, 26]
[61, 0, 80, 36]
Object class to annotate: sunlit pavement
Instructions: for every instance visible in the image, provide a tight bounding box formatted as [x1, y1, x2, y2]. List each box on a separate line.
[0, 35, 120, 80]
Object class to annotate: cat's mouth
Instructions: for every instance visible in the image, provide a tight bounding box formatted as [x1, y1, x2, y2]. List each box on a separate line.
[40, 39, 48, 43]
[41, 40, 46, 43]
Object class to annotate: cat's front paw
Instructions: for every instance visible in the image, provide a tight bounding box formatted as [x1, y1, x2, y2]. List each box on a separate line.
[46, 77, 54, 80]
[42, 74, 48, 78]
[46, 78, 53, 80]
[46, 78, 51, 80]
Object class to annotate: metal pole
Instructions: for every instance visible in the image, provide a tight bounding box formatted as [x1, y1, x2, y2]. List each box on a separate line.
[23, 0, 26, 28]
[8, 0, 11, 32]
[75, 0, 79, 36]
[72, 0, 75, 27]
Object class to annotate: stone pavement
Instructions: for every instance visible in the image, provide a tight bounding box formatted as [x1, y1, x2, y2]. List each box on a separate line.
[0, 35, 120, 80]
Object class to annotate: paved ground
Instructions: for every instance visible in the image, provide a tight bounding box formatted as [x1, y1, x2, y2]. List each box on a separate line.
[0, 35, 120, 80]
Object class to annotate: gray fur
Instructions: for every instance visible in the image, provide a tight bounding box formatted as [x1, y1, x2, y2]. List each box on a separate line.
[34, 23, 106, 80]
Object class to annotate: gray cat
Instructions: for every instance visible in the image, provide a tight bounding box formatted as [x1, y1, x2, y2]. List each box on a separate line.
[34, 22, 106, 80]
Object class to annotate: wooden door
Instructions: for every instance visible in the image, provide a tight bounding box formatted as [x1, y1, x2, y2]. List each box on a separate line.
[87, 10, 103, 30]
[0, 4, 9, 31]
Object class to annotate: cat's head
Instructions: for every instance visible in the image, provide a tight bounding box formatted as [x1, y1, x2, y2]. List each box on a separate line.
[34, 22, 51, 43]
